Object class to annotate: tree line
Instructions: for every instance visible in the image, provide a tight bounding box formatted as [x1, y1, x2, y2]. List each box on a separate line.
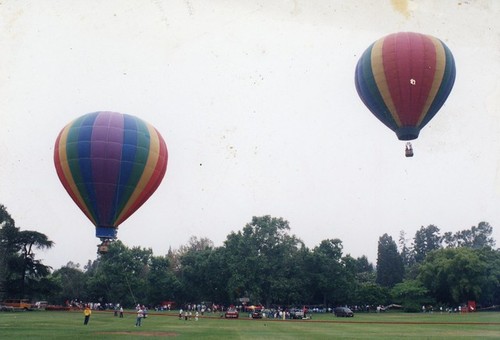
[1, 205, 499, 312]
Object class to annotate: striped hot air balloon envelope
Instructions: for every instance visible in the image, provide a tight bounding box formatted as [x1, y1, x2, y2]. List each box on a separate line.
[355, 32, 456, 144]
[54, 111, 168, 244]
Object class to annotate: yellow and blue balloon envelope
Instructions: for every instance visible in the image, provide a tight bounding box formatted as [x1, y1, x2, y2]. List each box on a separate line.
[54, 111, 168, 241]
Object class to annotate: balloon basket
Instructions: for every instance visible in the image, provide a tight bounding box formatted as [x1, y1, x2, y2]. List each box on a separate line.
[405, 142, 414, 157]
[98, 239, 111, 254]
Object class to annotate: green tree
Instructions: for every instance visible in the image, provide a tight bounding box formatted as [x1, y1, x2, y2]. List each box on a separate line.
[355, 283, 390, 309]
[310, 239, 346, 306]
[376, 234, 404, 288]
[0, 205, 17, 299]
[178, 239, 217, 303]
[418, 247, 486, 305]
[391, 280, 430, 312]
[473, 247, 500, 306]
[282, 244, 310, 305]
[0, 205, 53, 299]
[17, 230, 54, 297]
[412, 225, 442, 263]
[222, 216, 305, 306]
[49, 262, 86, 304]
[398, 230, 414, 268]
[223, 230, 257, 302]
[85, 241, 153, 306]
[352, 255, 375, 284]
[343, 255, 376, 305]
[174, 238, 231, 305]
[443, 222, 496, 249]
[201, 247, 231, 304]
[147, 255, 181, 306]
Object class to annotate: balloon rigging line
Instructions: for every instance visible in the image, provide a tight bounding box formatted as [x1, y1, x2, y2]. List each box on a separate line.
[124, 272, 137, 307]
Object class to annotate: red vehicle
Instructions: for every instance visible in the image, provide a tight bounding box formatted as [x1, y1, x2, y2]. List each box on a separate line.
[225, 308, 239, 319]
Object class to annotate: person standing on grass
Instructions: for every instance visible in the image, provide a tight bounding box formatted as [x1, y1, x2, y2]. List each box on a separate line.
[135, 307, 144, 326]
[119, 306, 124, 318]
[83, 305, 91, 325]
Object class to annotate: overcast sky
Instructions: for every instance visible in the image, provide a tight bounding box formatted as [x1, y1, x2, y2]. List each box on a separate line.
[1, 0, 499, 270]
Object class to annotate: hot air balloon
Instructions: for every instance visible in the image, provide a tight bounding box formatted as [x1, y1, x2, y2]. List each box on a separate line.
[354, 32, 456, 157]
[54, 111, 168, 253]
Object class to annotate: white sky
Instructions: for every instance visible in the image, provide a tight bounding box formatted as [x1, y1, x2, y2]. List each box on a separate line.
[1, 0, 500, 270]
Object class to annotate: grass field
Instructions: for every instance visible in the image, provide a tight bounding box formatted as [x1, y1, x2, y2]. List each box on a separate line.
[1, 310, 499, 339]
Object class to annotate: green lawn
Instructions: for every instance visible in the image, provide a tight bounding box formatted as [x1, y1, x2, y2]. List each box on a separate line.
[0, 310, 499, 339]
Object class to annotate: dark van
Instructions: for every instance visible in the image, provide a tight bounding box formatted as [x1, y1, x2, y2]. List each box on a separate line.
[334, 307, 354, 317]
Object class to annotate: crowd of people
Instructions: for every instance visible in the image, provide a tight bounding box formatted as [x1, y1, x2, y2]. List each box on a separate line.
[80, 300, 478, 327]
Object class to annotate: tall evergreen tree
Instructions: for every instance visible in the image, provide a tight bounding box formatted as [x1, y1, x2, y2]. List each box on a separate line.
[412, 225, 442, 263]
[398, 230, 413, 267]
[376, 234, 404, 288]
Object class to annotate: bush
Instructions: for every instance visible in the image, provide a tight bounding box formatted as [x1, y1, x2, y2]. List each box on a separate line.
[402, 302, 421, 313]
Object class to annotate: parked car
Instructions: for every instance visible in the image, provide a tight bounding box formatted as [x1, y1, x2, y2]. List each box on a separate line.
[225, 308, 239, 319]
[289, 308, 305, 319]
[334, 307, 354, 317]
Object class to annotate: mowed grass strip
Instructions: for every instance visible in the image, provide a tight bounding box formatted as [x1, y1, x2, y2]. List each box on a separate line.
[0, 310, 499, 339]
